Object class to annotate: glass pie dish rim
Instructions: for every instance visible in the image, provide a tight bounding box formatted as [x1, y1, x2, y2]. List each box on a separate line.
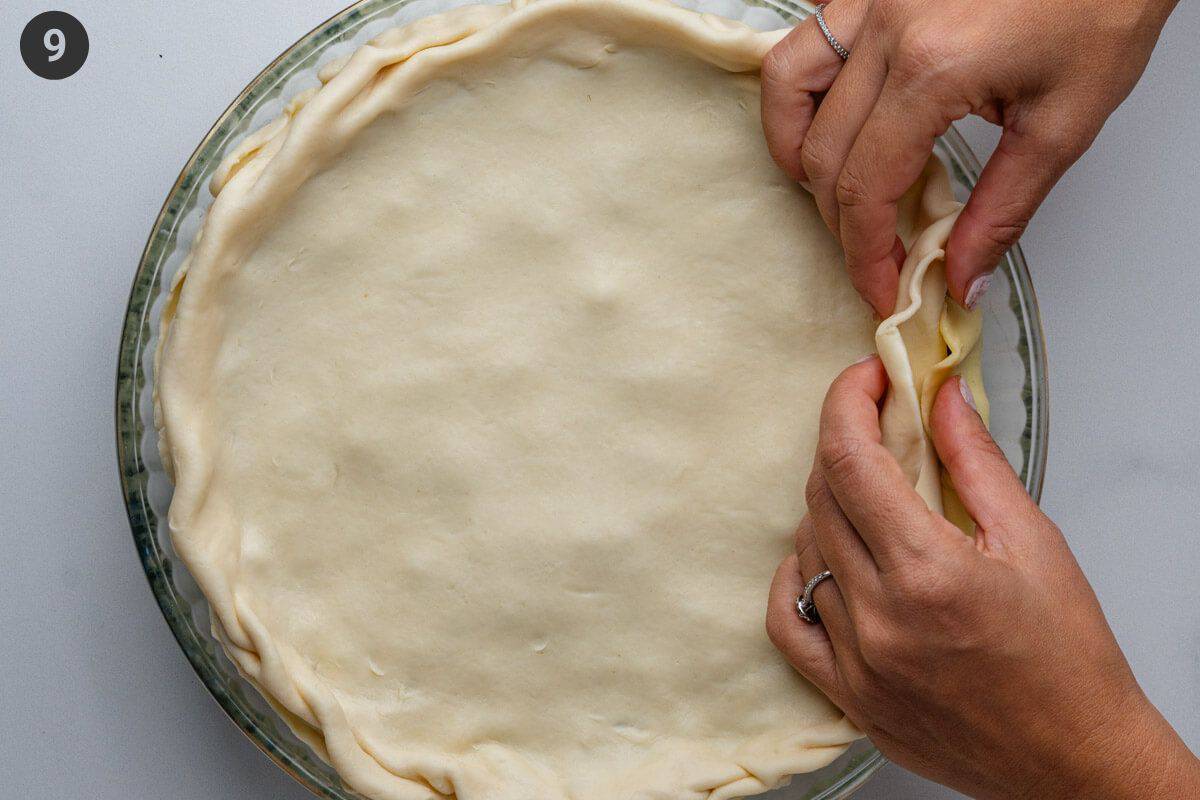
[113, 0, 1049, 797]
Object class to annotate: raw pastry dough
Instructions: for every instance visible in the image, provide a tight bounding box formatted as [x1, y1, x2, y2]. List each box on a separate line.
[155, 1, 984, 798]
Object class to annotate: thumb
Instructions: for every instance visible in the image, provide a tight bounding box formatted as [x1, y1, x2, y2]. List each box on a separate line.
[945, 111, 1090, 308]
[931, 377, 1040, 537]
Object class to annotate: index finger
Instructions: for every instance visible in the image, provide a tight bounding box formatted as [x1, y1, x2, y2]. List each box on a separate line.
[836, 75, 952, 315]
[816, 357, 949, 566]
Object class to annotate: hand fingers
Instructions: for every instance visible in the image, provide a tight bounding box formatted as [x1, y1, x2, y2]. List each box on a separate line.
[801, 37, 887, 242]
[945, 104, 1094, 308]
[817, 357, 954, 567]
[930, 377, 1042, 553]
[804, 466, 880, 611]
[760, 0, 868, 183]
[794, 516, 858, 648]
[837, 72, 956, 316]
[766, 554, 845, 702]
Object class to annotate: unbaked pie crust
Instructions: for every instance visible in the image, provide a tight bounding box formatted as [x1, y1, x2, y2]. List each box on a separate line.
[155, 1, 985, 797]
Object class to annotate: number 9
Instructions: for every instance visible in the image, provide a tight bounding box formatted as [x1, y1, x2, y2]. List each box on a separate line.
[44, 28, 65, 62]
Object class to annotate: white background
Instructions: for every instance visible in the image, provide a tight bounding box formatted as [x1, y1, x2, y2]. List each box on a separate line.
[1, 1, 1197, 798]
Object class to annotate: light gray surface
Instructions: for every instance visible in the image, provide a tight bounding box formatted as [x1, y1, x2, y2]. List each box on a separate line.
[0, 1, 1196, 797]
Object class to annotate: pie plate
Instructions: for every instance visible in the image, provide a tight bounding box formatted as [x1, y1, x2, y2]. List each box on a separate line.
[115, 0, 1048, 797]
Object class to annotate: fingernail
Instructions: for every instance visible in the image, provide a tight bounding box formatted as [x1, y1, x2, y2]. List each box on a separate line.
[959, 377, 978, 413]
[854, 353, 878, 365]
[964, 272, 993, 310]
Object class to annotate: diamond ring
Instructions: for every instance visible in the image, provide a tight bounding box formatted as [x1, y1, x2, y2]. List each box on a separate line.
[796, 569, 835, 624]
[814, 5, 850, 61]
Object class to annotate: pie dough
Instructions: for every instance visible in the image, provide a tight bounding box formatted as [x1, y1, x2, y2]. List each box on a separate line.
[154, 0, 986, 798]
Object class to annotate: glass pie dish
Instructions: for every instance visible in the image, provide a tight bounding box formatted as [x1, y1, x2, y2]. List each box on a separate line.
[114, 0, 1049, 797]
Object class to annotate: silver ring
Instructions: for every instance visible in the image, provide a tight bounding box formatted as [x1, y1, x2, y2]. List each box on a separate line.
[814, 5, 850, 61]
[796, 570, 835, 624]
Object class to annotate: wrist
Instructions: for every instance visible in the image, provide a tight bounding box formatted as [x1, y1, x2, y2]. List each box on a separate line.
[1139, 0, 1180, 31]
[1100, 0, 1179, 43]
[1055, 697, 1199, 800]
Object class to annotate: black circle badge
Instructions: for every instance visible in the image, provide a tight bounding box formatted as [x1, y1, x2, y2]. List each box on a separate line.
[21, 11, 88, 80]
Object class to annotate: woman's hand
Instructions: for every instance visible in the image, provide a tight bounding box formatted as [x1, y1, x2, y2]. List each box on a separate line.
[760, 0, 1178, 315]
[766, 358, 1200, 799]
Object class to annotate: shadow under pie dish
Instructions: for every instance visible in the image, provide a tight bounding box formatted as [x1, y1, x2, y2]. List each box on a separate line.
[120, 0, 1049, 798]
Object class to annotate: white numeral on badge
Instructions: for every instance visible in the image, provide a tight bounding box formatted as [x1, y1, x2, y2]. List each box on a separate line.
[44, 28, 65, 62]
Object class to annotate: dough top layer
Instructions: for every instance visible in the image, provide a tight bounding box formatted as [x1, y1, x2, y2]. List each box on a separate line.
[155, 1, 980, 798]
